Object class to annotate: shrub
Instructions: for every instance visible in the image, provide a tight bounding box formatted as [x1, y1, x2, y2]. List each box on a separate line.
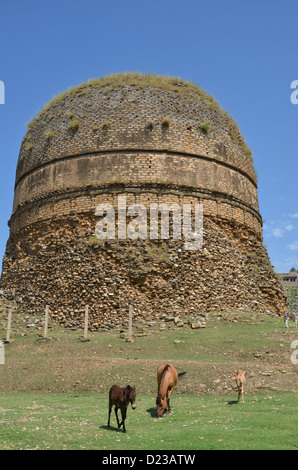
[161, 117, 171, 129]
[26, 142, 34, 151]
[45, 128, 54, 139]
[26, 118, 38, 129]
[199, 122, 211, 133]
[68, 119, 80, 130]
[146, 120, 154, 131]
[102, 120, 111, 130]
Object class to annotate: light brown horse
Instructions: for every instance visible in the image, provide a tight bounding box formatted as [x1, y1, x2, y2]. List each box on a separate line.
[284, 312, 298, 328]
[235, 371, 246, 403]
[156, 363, 180, 418]
[108, 384, 136, 433]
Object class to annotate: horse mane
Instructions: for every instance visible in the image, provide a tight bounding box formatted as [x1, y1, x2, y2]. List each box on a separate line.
[156, 364, 170, 404]
[124, 385, 132, 403]
[161, 364, 170, 383]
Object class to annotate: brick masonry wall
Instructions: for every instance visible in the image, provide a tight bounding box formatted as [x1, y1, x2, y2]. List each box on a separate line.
[12, 82, 260, 236]
[16, 84, 256, 184]
[1, 75, 287, 323]
[9, 186, 262, 235]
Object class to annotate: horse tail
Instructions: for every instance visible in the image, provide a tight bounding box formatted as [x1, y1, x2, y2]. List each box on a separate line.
[178, 371, 186, 378]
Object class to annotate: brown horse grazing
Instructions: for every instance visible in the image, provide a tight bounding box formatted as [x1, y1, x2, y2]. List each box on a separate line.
[235, 371, 246, 403]
[108, 384, 136, 433]
[156, 363, 180, 418]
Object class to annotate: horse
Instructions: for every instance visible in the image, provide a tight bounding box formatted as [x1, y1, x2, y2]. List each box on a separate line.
[156, 363, 185, 418]
[284, 312, 298, 328]
[107, 384, 136, 433]
[235, 371, 246, 403]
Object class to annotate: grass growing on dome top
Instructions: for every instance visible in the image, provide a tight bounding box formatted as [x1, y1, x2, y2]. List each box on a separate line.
[25, 72, 253, 158]
[36, 73, 222, 114]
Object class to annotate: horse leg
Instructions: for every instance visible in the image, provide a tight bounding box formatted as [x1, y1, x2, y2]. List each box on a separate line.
[166, 396, 171, 414]
[108, 404, 112, 427]
[121, 408, 127, 433]
[239, 385, 244, 403]
[114, 407, 121, 428]
[166, 388, 175, 414]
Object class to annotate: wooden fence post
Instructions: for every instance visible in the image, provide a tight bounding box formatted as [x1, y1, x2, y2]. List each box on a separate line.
[5, 308, 12, 343]
[43, 305, 49, 339]
[0, 340, 4, 364]
[84, 305, 89, 341]
[128, 304, 133, 342]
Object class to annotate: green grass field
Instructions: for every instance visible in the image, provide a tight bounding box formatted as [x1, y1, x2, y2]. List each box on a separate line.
[0, 309, 297, 450]
[0, 392, 296, 450]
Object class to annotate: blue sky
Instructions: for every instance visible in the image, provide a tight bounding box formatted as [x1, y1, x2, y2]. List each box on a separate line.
[0, 0, 297, 273]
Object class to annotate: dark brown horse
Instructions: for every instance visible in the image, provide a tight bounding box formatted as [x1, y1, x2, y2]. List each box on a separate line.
[156, 363, 182, 418]
[108, 384, 136, 433]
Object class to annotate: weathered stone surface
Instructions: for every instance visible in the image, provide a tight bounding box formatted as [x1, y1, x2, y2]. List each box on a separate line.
[0, 74, 288, 328]
[1, 215, 287, 329]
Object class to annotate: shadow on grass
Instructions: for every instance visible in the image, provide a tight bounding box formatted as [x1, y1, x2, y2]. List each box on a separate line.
[146, 407, 158, 418]
[100, 425, 124, 433]
[227, 400, 239, 405]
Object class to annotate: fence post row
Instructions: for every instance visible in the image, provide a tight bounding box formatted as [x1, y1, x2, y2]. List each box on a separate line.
[3, 304, 135, 342]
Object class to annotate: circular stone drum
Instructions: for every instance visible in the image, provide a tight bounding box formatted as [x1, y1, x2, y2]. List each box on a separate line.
[1, 73, 287, 329]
